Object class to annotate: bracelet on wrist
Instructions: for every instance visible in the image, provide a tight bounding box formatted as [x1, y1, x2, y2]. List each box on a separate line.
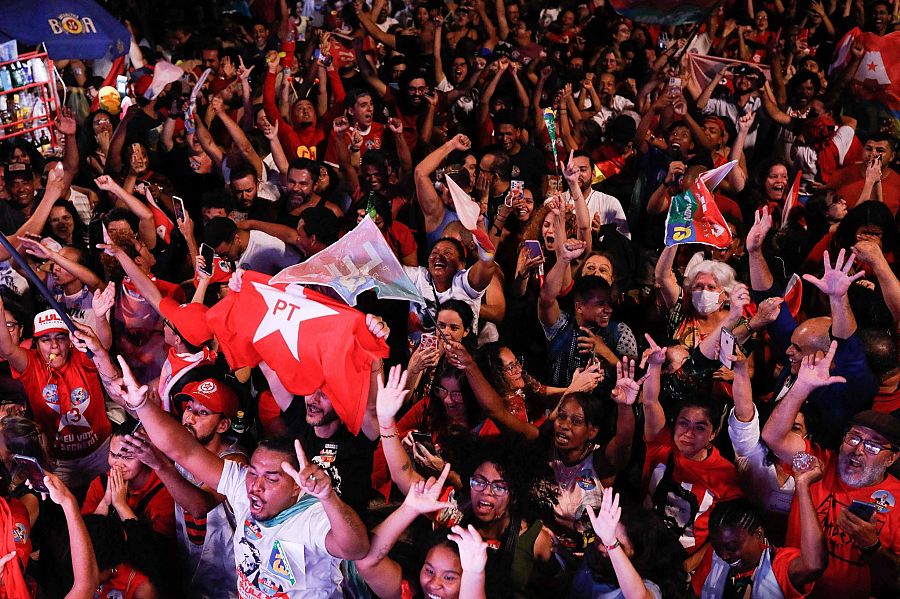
[380, 430, 398, 439]
[604, 538, 622, 551]
[860, 539, 881, 556]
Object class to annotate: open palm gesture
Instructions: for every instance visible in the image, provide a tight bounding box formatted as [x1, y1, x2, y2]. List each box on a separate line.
[376, 365, 409, 427]
[803, 249, 864, 298]
[746, 206, 772, 253]
[586, 489, 620, 546]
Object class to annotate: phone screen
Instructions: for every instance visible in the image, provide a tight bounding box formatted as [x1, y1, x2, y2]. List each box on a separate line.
[419, 333, 438, 352]
[523, 240, 543, 261]
[849, 500, 877, 521]
[411, 432, 437, 454]
[199, 244, 215, 277]
[719, 328, 736, 369]
[511, 180, 525, 201]
[116, 75, 128, 96]
[88, 219, 104, 252]
[173, 196, 186, 222]
[12, 454, 48, 493]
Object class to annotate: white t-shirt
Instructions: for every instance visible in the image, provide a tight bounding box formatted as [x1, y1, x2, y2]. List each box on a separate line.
[239, 230, 302, 275]
[403, 266, 486, 336]
[553, 189, 631, 239]
[590, 96, 635, 128]
[217, 460, 342, 599]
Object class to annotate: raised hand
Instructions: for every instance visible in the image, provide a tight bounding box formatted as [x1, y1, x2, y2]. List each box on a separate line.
[365, 314, 390, 340]
[738, 110, 756, 133]
[376, 365, 410, 427]
[558, 239, 586, 262]
[94, 175, 120, 193]
[121, 432, 166, 470]
[791, 453, 824, 488]
[409, 342, 440, 374]
[450, 134, 472, 152]
[746, 206, 773, 254]
[228, 268, 245, 294]
[561, 150, 579, 186]
[16, 234, 54, 261]
[728, 283, 751, 318]
[611, 356, 643, 405]
[444, 340, 475, 371]
[794, 341, 847, 391]
[70, 322, 102, 355]
[802, 249, 865, 298]
[586, 489, 620, 546]
[567, 363, 605, 394]
[751, 296, 783, 330]
[448, 525, 489, 573]
[236, 56, 254, 81]
[91, 283, 116, 320]
[43, 472, 76, 506]
[116, 355, 150, 409]
[281, 439, 334, 500]
[386, 117, 403, 134]
[640, 333, 667, 369]
[260, 116, 279, 141]
[55, 108, 77, 136]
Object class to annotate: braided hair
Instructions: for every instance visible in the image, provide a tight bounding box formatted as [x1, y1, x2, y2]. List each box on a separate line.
[708, 498, 765, 536]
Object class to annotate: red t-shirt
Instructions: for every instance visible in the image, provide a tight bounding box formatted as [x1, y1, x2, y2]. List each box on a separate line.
[785, 443, 900, 598]
[324, 122, 386, 164]
[643, 428, 743, 556]
[13, 349, 111, 460]
[83, 470, 176, 539]
[95, 563, 150, 599]
[873, 384, 900, 414]
[694, 545, 812, 598]
[827, 165, 900, 214]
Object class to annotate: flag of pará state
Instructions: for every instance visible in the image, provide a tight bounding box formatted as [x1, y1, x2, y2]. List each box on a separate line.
[664, 180, 732, 249]
[207, 269, 389, 434]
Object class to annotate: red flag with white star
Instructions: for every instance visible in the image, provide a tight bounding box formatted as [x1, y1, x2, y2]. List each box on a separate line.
[830, 28, 900, 115]
[206, 270, 389, 434]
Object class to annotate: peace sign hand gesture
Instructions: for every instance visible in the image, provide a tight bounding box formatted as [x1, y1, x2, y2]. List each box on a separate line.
[281, 439, 334, 500]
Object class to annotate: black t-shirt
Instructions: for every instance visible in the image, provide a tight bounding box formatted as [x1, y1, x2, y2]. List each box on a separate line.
[507, 144, 547, 193]
[287, 401, 378, 516]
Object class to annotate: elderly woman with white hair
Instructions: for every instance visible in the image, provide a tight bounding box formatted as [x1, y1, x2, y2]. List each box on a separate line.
[655, 246, 773, 360]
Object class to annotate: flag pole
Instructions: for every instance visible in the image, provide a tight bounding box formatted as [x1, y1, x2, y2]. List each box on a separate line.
[0, 236, 92, 358]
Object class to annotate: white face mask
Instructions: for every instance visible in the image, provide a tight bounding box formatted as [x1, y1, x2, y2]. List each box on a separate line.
[692, 289, 723, 315]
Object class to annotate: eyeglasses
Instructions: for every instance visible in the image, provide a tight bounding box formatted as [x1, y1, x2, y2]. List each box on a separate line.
[184, 404, 221, 418]
[5, 322, 20, 330]
[469, 476, 510, 496]
[501, 358, 523, 374]
[433, 386, 464, 404]
[556, 412, 586, 427]
[843, 432, 895, 456]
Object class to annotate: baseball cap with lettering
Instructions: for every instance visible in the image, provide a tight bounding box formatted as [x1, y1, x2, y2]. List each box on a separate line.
[33, 310, 68, 337]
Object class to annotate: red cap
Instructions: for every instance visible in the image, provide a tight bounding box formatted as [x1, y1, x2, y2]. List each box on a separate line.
[208, 76, 235, 95]
[159, 298, 212, 346]
[133, 74, 153, 98]
[174, 379, 239, 419]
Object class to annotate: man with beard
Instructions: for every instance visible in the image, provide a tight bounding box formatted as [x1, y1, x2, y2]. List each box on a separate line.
[204, 217, 300, 276]
[748, 208, 876, 444]
[490, 111, 546, 195]
[278, 158, 342, 225]
[826, 133, 900, 214]
[763, 352, 900, 599]
[324, 89, 384, 164]
[284, 384, 380, 516]
[133, 377, 247, 599]
[558, 151, 630, 239]
[227, 163, 278, 223]
[690, 63, 765, 156]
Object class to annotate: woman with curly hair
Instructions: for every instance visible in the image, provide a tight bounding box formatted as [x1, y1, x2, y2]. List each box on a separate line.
[375, 366, 559, 599]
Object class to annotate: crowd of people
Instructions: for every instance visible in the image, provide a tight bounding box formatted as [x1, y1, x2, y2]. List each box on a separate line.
[0, 0, 898, 597]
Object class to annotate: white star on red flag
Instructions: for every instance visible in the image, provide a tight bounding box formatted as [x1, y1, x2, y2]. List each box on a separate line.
[251, 282, 338, 361]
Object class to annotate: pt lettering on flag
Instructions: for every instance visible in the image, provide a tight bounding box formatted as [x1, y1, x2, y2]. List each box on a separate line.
[207, 270, 389, 434]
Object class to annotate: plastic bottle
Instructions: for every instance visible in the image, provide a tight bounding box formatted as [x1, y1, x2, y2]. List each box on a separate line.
[0, 65, 12, 90]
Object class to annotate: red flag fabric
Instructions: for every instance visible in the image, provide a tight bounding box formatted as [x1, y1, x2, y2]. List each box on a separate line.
[830, 28, 900, 111]
[685, 53, 771, 90]
[784, 274, 803, 318]
[781, 171, 802, 228]
[206, 270, 389, 434]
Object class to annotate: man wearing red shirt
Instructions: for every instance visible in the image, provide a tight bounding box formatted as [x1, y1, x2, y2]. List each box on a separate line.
[826, 134, 900, 214]
[0, 307, 117, 488]
[324, 89, 385, 164]
[763, 344, 900, 599]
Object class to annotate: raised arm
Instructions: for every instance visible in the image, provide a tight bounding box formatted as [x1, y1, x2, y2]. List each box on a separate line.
[788, 459, 828, 589]
[18, 236, 104, 291]
[640, 335, 668, 440]
[746, 207, 775, 291]
[415, 135, 471, 231]
[762, 342, 845, 461]
[587, 491, 656, 599]
[727, 112, 754, 192]
[0, 299, 28, 372]
[854, 240, 900, 325]
[114, 356, 225, 489]
[802, 249, 863, 339]
[355, 466, 453, 599]
[654, 245, 681, 309]
[94, 175, 157, 250]
[215, 109, 264, 178]
[760, 82, 792, 127]
[44, 474, 99, 599]
[538, 232, 585, 327]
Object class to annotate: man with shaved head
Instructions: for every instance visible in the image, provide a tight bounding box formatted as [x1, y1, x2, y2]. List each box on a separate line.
[746, 208, 877, 445]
